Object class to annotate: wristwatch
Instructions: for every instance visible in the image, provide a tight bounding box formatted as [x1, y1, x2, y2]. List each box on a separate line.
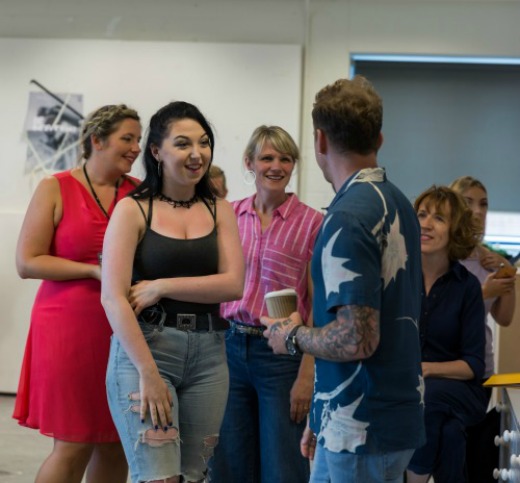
[285, 325, 303, 356]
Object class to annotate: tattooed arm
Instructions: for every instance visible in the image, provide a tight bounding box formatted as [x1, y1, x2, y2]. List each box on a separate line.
[298, 305, 380, 361]
[262, 305, 380, 362]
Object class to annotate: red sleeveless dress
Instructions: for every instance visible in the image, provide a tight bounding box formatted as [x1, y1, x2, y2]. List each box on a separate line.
[13, 171, 137, 443]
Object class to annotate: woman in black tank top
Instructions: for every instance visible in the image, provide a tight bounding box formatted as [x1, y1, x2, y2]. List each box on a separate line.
[101, 102, 244, 483]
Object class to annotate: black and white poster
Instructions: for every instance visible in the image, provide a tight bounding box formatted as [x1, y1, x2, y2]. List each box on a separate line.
[24, 92, 83, 174]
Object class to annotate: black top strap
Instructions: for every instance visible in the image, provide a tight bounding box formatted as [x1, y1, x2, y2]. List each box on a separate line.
[132, 197, 152, 227]
[147, 196, 153, 226]
[201, 197, 217, 222]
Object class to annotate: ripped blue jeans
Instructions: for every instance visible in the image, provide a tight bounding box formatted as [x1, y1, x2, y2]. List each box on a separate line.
[106, 321, 229, 483]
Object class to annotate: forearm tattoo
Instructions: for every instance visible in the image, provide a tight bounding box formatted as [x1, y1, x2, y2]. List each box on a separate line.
[297, 305, 380, 362]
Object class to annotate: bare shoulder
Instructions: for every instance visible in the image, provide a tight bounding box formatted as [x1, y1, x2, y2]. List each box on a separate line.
[36, 175, 60, 196]
[113, 196, 146, 219]
[111, 197, 148, 232]
[215, 197, 236, 221]
[28, 175, 62, 220]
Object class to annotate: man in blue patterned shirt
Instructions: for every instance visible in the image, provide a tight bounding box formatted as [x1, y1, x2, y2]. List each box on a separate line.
[263, 76, 425, 482]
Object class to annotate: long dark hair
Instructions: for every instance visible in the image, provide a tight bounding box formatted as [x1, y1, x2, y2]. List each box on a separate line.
[131, 101, 215, 201]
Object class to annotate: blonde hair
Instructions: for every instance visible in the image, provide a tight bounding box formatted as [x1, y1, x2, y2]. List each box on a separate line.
[81, 104, 140, 160]
[243, 125, 299, 164]
[449, 176, 487, 196]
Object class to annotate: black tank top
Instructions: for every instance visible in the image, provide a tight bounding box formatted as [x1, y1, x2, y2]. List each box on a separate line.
[132, 197, 219, 315]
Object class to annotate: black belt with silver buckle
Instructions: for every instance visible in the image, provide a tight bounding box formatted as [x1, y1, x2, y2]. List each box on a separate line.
[229, 321, 265, 337]
[139, 304, 228, 332]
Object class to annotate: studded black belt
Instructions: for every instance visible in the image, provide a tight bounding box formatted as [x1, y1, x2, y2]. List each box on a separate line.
[138, 304, 228, 332]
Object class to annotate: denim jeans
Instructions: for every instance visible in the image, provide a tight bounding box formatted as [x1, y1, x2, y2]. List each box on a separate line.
[106, 321, 229, 483]
[208, 327, 310, 483]
[311, 444, 414, 483]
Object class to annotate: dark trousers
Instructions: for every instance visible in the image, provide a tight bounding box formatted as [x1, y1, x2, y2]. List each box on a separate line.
[408, 378, 488, 483]
[464, 408, 500, 483]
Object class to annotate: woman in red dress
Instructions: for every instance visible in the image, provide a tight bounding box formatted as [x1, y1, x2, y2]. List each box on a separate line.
[13, 104, 142, 483]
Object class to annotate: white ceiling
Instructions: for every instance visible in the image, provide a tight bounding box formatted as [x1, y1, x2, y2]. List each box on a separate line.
[2, 0, 518, 44]
[0, 0, 308, 43]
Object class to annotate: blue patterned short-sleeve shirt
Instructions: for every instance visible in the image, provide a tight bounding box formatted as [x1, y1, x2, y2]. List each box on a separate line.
[310, 168, 426, 454]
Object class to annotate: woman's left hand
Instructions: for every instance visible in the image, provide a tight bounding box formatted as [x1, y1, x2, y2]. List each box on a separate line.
[479, 250, 508, 271]
[290, 374, 313, 423]
[129, 280, 163, 315]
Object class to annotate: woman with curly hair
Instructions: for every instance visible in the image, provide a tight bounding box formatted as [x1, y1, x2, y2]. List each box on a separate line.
[407, 186, 488, 483]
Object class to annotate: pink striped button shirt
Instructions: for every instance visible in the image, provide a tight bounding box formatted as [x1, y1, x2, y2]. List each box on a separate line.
[222, 193, 323, 327]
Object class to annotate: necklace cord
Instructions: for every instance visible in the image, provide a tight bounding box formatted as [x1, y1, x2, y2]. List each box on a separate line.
[82, 163, 119, 220]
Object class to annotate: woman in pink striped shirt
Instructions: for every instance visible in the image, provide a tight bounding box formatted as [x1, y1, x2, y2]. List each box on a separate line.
[210, 126, 323, 483]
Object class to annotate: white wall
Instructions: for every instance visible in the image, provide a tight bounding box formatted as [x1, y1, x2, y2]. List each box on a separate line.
[0, 38, 301, 392]
[0, 38, 302, 209]
[300, 1, 520, 210]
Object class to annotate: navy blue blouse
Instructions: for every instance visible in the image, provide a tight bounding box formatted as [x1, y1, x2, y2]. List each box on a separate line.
[420, 261, 486, 382]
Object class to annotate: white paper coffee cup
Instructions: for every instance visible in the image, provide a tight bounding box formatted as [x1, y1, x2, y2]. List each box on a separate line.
[264, 288, 298, 318]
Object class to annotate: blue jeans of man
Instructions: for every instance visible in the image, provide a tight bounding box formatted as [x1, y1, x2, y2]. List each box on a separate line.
[311, 444, 414, 483]
[209, 327, 310, 483]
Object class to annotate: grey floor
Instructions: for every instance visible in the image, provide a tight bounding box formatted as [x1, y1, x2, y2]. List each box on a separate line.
[0, 395, 131, 483]
[0, 394, 52, 482]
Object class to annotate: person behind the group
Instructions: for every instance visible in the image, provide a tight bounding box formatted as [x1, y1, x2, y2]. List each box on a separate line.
[101, 101, 244, 483]
[13, 104, 142, 483]
[262, 76, 425, 483]
[209, 125, 323, 483]
[209, 164, 228, 198]
[450, 176, 516, 378]
[406, 185, 488, 483]
[450, 175, 516, 482]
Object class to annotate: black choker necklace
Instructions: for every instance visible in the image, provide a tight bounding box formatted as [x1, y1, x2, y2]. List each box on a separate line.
[83, 163, 120, 219]
[158, 192, 199, 209]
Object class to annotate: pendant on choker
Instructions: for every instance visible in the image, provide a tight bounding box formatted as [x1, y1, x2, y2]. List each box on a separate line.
[158, 192, 199, 209]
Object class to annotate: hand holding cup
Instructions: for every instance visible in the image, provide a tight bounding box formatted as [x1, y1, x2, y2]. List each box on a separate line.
[264, 288, 298, 318]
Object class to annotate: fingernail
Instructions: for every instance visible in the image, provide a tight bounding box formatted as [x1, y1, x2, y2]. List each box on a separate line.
[164, 426, 168, 431]
[154, 425, 159, 431]
[168, 421, 173, 427]
[141, 419, 145, 424]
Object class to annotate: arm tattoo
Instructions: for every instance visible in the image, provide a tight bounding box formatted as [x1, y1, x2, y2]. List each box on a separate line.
[269, 318, 293, 336]
[297, 305, 380, 362]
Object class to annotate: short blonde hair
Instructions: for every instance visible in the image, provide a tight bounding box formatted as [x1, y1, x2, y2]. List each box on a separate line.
[243, 125, 299, 164]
